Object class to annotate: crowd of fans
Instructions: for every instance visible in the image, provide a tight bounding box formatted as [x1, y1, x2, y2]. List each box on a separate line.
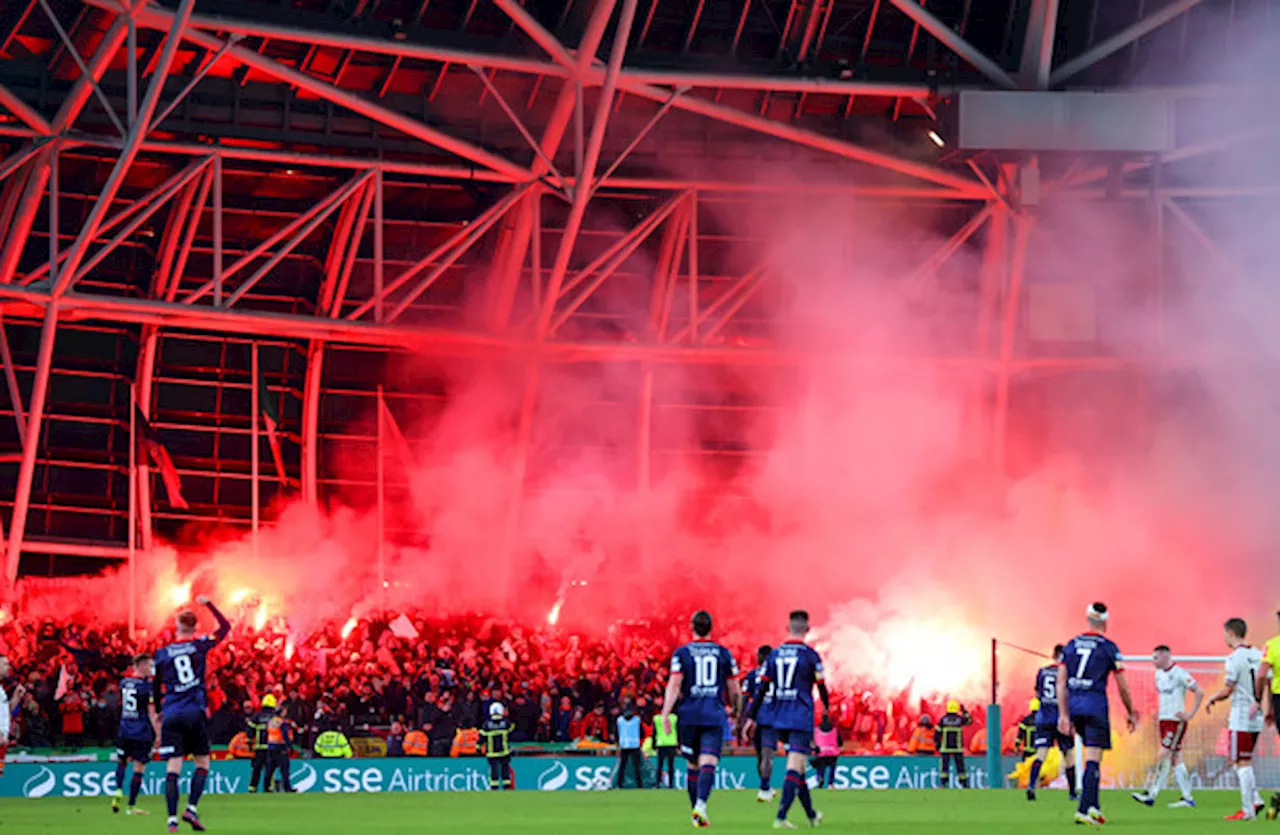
[0, 611, 987, 757]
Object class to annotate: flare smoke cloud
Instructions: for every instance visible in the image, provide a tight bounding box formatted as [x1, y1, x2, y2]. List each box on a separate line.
[28, 18, 1280, 702]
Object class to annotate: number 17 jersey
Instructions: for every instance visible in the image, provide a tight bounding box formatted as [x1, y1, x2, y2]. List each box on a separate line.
[759, 642, 824, 732]
[672, 641, 738, 727]
[154, 636, 220, 718]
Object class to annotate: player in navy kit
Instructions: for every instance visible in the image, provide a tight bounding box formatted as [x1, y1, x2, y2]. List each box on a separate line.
[741, 645, 776, 803]
[154, 596, 230, 833]
[744, 610, 829, 830]
[659, 610, 741, 828]
[111, 654, 159, 815]
[1056, 602, 1138, 826]
[1027, 644, 1077, 801]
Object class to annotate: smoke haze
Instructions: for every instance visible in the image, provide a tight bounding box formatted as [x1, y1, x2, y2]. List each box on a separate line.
[23, 21, 1280, 707]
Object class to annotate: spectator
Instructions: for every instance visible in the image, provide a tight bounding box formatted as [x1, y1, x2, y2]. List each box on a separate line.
[60, 687, 85, 749]
[386, 720, 406, 757]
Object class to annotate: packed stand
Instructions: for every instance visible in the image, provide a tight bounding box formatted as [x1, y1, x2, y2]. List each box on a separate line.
[0, 614, 991, 757]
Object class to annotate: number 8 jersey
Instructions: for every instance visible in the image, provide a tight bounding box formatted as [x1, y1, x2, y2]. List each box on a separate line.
[154, 634, 221, 718]
[672, 641, 738, 727]
[758, 641, 824, 732]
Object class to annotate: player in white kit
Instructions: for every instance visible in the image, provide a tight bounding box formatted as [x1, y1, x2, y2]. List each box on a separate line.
[1206, 618, 1265, 821]
[1131, 645, 1202, 808]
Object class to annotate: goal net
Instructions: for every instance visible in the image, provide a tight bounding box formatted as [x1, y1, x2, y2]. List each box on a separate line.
[1108, 655, 1280, 791]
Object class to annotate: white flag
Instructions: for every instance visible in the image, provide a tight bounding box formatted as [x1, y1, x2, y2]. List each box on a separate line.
[54, 665, 71, 701]
[389, 614, 418, 640]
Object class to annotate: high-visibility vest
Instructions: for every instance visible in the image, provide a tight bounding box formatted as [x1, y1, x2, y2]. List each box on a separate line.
[267, 716, 287, 747]
[654, 715, 678, 748]
[907, 726, 936, 754]
[404, 730, 429, 757]
[814, 727, 840, 757]
[314, 730, 353, 758]
[452, 728, 479, 757]
[228, 732, 253, 759]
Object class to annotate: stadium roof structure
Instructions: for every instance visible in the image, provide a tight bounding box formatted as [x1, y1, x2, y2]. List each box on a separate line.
[0, 0, 1270, 589]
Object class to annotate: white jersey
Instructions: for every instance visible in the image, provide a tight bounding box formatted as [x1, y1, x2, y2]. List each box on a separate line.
[0, 683, 9, 741]
[1155, 665, 1198, 721]
[1225, 645, 1264, 732]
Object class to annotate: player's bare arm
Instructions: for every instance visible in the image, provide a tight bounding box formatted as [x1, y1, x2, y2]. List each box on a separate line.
[1206, 679, 1234, 714]
[1256, 661, 1272, 705]
[1115, 670, 1140, 731]
[660, 671, 682, 735]
[1182, 680, 1205, 722]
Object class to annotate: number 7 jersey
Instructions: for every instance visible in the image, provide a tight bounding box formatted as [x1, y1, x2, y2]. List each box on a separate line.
[1061, 633, 1123, 719]
[671, 641, 739, 727]
[154, 635, 221, 718]
[758, 641, 824, 732]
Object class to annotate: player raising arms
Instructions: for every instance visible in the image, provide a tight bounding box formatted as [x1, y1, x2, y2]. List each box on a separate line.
[741, 645, 775, 803]
[111, 654, 160, 816]
[1027, 645, 1076, 802]
[744, 610, 829, 830]
[1206, 617, 1264, 821]
[1131, 645, 1202, 809]
[1057, 602, 1139, 827]
[659, 610, 740, 828]
[154, 596, 230, 833]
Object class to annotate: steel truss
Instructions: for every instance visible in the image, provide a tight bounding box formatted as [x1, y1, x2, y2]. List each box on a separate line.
[0, 0, 1264, 590]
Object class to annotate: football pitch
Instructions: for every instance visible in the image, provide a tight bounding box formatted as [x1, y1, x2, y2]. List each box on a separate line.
[0, 790, 1266, 833]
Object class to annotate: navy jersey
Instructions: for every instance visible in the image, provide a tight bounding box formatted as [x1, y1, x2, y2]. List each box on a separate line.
[1034, 664, 1061, 725]
[743, 665, 773, 719]
[154, 638, 218, 717]
[1061, 633, 1123, 719]
[671, 641, 738, 726]
[758, 642, 824, 731]
[118, 676, 155, 742]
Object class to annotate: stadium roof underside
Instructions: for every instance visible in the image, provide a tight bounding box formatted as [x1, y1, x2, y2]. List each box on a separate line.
[0, 0, 1273, 585]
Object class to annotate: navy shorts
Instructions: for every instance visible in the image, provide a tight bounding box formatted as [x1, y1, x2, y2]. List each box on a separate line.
[678, 723, 725, 760]
[1071, 714, 1110, 750]
[115, 738, 153, 765]
[159, 712, 211, 758]
[763, 728, 813, 756]
[1033, 725, 1074, 751]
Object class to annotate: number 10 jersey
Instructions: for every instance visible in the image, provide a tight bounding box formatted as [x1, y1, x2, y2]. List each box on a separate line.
[671, 641, 738, 727]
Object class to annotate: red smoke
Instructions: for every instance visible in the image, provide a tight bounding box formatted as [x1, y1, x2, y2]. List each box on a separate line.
[25, 71, 1280, 707]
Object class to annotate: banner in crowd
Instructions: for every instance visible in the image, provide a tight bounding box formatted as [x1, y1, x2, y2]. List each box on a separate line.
[1, 756, 1018, 799]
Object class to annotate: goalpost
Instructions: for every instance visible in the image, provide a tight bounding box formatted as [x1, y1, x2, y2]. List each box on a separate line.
[1103, 655, 1280, 791]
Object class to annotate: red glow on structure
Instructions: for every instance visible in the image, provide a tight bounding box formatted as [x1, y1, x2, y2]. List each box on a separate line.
[12, 146, 1280, 708]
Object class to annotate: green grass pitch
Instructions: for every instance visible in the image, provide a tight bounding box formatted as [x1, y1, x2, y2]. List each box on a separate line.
[0, 790, 1264, 833]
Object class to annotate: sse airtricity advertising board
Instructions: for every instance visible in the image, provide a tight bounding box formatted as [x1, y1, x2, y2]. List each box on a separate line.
[2, 756, 1015, 798]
